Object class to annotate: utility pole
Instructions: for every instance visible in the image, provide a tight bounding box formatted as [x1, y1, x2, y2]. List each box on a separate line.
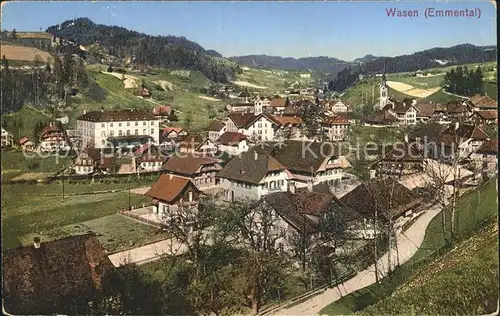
[374, 202, 379, 284]
[128, 175, 131, 211]
[62, 167, 65, 200]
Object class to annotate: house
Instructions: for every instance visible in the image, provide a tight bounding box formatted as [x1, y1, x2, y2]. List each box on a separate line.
[383, 101, 418, 125]
[217, 149, 290, 201]
[77, 110, 160, 148]
[320, 116, 351, 141]
[152, 105, 173, 120]
[329, 100, 350, 113]
[254, 96, 271, 109]
[226, 102, 254, 113]
[134, 143, 165, 172]
[216, 132, 252, 156]
[371, 141, 425, 178]
[177, 135, 218, 156]
[469, 139, 498, 176]
[18, 137, 35, 151]
[445, 101, 472, 121]
[162, 153, 222, 189]
[269, 97, 289, 115]
[225, 112, 278, 141]
[39, 122, 71, 152]
[469, 110, 498, 125]
[408, 122, 447, 150]
[145, 174, 201, 218]
[2, 234, 114, 315]
[340, 178, 423, 231]
[271, 115, 304, 140]
[436, 122, 490, 159]
[1, 128, 13, 147]
[413, 102, 446, 123]
[363, 110, 399, 126]
[266, 140, 352, 188]
[162, 126, 188, 141]
[207, 120, 227, 142]
[135, 86, 150, 98]
[72, 147, 115, 175]
[466, 94, 497, 111]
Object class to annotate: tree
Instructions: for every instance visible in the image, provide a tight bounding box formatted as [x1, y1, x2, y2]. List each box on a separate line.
[11, 28, 18, 41]
[184, 112, 193, 131]
[107, 65, 113, 72]
[299, 101, 323, 138]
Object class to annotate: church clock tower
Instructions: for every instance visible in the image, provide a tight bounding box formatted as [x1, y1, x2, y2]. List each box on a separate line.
[379, 62, 388, 109]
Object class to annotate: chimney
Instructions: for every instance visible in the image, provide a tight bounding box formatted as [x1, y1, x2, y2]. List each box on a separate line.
[455, 121, 459, 130]
[369, 169, 376, 179]
[83, 110, 87, 115]
[404, 134, 409, 143]
[33, 237, 41, 249]
[307, 181, 313, 192]
[254, 151, 258, 160]
[412, 99, 417, 105]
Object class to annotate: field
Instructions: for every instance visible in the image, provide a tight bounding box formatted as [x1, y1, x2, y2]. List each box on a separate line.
[1, 44, 53, 63]
[1, 150, 72, 181]
[320, 179, 498, 315]
[386, 81, 442, 98]
[1, 186, 152, 250]
[235, 67, 313, 95]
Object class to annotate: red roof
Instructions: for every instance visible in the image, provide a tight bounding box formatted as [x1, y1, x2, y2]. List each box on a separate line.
[270, 98, 287, 108]
[270, 115, 303, 126]
[19, 137, 30, 145]
[163, 154, 219, 175]
[145, 175, 198, 203]
[473, 110, 497, 120]
[322, 116, 351, 125]
[217, 132, 249, 145]
[469, 94, 497, 109]
[153, 106, 172, 116]
[162, 127, 184, 136]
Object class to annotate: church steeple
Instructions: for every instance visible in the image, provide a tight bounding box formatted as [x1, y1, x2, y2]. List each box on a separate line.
[381, 60, 387, 85]
[379, 60, 388, 109]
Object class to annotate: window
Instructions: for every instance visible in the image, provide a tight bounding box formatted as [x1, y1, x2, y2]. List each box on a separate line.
[127, 130, 131, 135]
[101, 123, 105, 128]
[119, 123, 122, 127]
[188, 191, 193, 202]
[119, 130, 123, 136]
[135, 122, 138, 126]
[110, 130, 114, 136]
[135, 129, 138, 135]
[110, 123, 113, 127]
[101, 139, 106, 145]
[101, 131, 106, 137]
[151, 129, 155, 134]
[143, 129, 146, 134]
[143, 122, 147, 126]
[127, 122, 130, 127]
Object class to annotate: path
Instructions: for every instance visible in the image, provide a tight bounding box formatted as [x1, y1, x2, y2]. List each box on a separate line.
[441, 89, 469, 99]
[274, 205, 441, 315]
[130, 186, 151, 195]
[108, 237, 188, 267]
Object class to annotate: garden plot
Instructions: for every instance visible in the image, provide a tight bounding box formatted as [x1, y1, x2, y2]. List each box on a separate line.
[231, 80, 268, 89]
[387, 81, 442, 98]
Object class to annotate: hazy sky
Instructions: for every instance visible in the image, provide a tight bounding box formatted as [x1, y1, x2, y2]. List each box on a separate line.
[1, 1, 496, 61]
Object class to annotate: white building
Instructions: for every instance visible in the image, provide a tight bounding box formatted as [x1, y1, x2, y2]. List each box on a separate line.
[216, 132, 252, 156]
[329, 100, 350, 113]
[321, 116, 351, 141]
[206, 120, 226, 142]
[384, 102, 418, 125]
[225, 112, 278, 141]
[218, 150, 290, 201]
[76, 110, 161, 148]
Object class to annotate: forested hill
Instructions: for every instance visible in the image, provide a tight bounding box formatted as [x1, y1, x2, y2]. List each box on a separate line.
[229, 55, 350, 73]
[46, 18, 239, 82]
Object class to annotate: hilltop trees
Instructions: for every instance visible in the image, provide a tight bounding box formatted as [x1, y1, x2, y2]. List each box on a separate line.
[444, 65, 484, 96]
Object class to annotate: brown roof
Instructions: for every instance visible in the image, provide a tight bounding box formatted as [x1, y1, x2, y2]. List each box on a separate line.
[217, 132, 249, 145]
[162, 126, 184, 136]
[19, 136, 30, 145]
[228, 113, 277, 129]
[152, 105, 172, 116]
[2, 234, 114, 315]
[322, 116, 351, 125]
[163, 154, 219, 175]
[409, 123, 446, 143]
[270, 115, 303, 126]
[283, 106, 299, 116]
[207, 120, 226, 131]
[217, 149, 286, 184]
[177, 134, 208, 150]
[340, 178, 421, 221]
[476, 139, 498, 154]
[441, 123, 489, 141]
[473, 110, 497, 120]
[364, 110, 398, 124]
[271, 140, 340, 174]
[446, 102, 469, 113]
[414, 102, 439, 117]
[385, 102, 416, 114]
[77, 110, 158, 122]
[270, 97, 288, 108]
[145, 174, 199, 203]
[469, 94, 497, 109]
[379, 141, 424, 162]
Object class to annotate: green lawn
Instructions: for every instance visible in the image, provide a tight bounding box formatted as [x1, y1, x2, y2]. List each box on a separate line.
[1, 190, 151, 250]
[320, 179, 498, 315]
[1, 105, 52, 141]
[18, 214, 169, 253]
[1, 150, 71, 174]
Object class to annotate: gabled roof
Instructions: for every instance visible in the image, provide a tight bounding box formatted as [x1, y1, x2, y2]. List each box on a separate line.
[40, 123, 68, 139]
[378, 141, 424, 162]
[364, 110, 398, 124]
[441, 123, 489, 141]
[385, 102, 417, 114]
[472, 110, 497, 120]
[468, 94, 497, 109]
[145, 174, 199, 203]
[177, 135, 215, 150]
[340, 178, 421, 221]
[207, 120, 226, 131]
[270, 97, 287, 108]
[446, 102, 469, 113]
[283, 106, 299, 116]
[79, 146, 102, 161]
[217, 149, 286, 184]
[217, 132, 250, 145]
[476, 139, 498, 154]
[270, 115, 303, 127]
[2, 234, 113, 315]
[228, 113, 277, 129]
[271, 140, 341, 174]
[19, 136, 31, 145]
[409, 123, 446, 143]
[414, 102, 441, 117]
[78, 110, 158, 122]
[152, 105, 172, 116]
[321, 115, 351, 125]
[134, 143, 160, 157]
[162, 126, 184, 136]
[163, 154, 219, 175]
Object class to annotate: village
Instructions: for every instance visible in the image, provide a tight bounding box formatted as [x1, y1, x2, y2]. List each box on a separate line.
[2, 66, 498, 314]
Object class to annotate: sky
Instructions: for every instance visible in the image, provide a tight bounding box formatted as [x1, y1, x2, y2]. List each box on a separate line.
[1, 1, 496, 61]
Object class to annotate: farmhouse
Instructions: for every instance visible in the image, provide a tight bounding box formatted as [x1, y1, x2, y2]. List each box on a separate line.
[363, 110, 399, 126]
[217, 149, 290, 201]
[162, 154, 222, 189]
[225, 112, 278, 141]
[2, 234, 114, 315]
[413, 102, 446, 123]
[436, 122, 489, 159]
[469, 110, 498, 125]
[18, 137, 35, 151]
[162, 127, 188, 140]
[72, 147, 115, 175]
[77, 110, 160, 148]
[445, 102, 473, 121]
[177, 135, 219, 156]
[466, 94, 497, 110]
[216, 132, 252, 156]
[321, 115, 351, 141]
[134, 143, 165, 172]
[470, 139, 498, 176]
[146, 174, 201, 218]
[384, 101, 418, 125]
[39, 122, 71, 152]
[329, 99, 350, 113]
[152, 105, 173, 120]
[206, 120, 227, 142]
[269, 97, 289, 115]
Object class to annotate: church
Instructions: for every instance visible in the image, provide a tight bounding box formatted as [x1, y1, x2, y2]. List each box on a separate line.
[373, 64, 396, 111]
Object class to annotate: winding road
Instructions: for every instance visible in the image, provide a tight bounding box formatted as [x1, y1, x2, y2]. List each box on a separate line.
[273, 205, 441, 315]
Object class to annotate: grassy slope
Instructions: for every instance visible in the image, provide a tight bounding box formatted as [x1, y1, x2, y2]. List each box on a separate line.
[320, 179, 498, 315]
[235, 67, 313, 95]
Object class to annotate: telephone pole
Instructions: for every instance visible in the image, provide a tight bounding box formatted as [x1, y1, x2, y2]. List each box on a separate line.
[128, 175, 131, 211]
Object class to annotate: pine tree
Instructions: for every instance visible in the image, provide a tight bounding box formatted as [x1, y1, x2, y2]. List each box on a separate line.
[473, 66, 484, 95]
[11, 29, 17, 41]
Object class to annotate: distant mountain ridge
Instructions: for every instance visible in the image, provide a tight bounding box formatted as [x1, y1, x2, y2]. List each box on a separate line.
[46, 18, 238, 82]
[353, 54, 380, 64]
[229, 54, 350, 74]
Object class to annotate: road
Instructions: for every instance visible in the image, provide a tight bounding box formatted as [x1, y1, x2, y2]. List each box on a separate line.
[273, 206, 441, 315]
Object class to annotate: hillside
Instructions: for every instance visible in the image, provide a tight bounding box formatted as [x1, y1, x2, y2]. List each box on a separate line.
[45, 18, 239, 82]
[353, 54, 379, 64]
[230, 55, 350, 74]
